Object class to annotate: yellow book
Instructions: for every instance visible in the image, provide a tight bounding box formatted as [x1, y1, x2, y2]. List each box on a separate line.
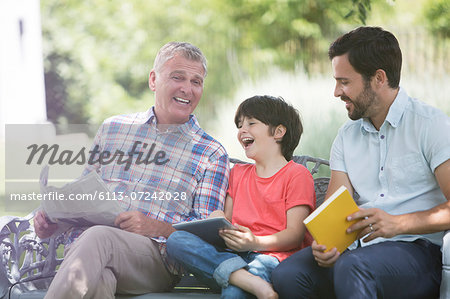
[303, 185, 360, 253]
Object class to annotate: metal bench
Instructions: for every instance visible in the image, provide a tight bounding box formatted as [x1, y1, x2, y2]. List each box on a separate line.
[0, 155, 330, 299]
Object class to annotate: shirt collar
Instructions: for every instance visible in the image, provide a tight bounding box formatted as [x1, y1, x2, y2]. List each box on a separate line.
[140, 107, 200, 135]
[360, 87, 408, 134]
[384, 87, 408, 128]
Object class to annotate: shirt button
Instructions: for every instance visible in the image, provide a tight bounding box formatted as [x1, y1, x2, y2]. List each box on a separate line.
[381, 166, 384, 171]
[380, 194, 385, 197]
[380, 135, 385, 139]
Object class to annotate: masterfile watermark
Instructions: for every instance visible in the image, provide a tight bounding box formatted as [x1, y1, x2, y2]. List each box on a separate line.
[26, 141, 169, 171]
[4, 123, 196, 212]
[8, 191, 187, 201]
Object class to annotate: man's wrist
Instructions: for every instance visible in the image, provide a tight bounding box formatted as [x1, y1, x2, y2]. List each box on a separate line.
[161, 221, 176, 238]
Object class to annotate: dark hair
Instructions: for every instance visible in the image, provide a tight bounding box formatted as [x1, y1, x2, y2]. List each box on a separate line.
[234, 95, 302, 161]
[328, 26, 402, 88]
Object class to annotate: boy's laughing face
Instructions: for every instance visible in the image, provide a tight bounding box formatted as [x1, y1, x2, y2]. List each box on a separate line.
[237, 117, 279, 161]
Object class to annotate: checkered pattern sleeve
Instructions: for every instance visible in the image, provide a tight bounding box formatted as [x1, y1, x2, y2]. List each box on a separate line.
[188, 149, 229, 220]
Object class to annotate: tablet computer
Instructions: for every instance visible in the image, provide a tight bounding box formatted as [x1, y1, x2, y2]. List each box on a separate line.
[173, 217, 236, 248]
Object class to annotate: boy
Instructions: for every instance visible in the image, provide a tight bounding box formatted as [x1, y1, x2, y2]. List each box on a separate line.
[167, 95, 316, 299]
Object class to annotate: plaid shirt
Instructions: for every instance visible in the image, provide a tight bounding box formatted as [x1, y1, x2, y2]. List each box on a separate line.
[64, 107, 229, 274]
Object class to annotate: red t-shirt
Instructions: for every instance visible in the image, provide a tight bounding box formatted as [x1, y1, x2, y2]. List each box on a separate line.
[227, 160, 316, 261]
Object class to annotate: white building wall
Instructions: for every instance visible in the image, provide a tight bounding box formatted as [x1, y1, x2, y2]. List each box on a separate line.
[0, 0, 47, 140]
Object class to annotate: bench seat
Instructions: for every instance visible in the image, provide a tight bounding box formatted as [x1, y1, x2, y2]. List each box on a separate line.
[0, 156, 329, 298]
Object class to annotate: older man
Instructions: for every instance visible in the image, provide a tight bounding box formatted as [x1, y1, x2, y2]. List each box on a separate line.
[34, 42, 229, 298]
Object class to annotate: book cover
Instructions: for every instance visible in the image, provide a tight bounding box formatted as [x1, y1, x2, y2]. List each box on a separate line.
[303, 185, 360, 253]
[173, 217, 237, 248]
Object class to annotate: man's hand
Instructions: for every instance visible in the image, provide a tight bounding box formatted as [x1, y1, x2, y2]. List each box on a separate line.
[346, 208, 401, 242]
[208, 210, 226, 219]
[219, 224, 258, 252]
[114, 211, 175, 238]
[33, 210, 58, 239]
[311, 240, 340, 267]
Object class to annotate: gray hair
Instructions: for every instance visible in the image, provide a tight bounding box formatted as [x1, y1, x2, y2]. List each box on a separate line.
[153, 42, 207, 77]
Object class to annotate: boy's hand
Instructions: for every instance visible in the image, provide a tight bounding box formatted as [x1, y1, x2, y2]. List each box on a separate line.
[220, 224, 258, 251]
[311, 240, 340, 267]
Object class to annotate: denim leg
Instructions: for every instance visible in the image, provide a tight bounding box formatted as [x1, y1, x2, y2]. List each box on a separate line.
[247, 253, 279, 282]
[220, 253, 279, 299]
[272, 246, 335, 299]
[166, 230, 247, 290]
[214, 256, 249, 287]
[334, 240, 442, 299]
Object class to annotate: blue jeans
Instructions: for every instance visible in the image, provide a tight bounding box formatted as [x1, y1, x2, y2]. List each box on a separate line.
[272, 239, 442, 299]
[167, 230, 279, 299]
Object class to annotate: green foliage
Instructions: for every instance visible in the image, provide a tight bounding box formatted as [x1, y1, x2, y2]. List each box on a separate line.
[41, 0, 234, 125]
[424, 0, 450, 38]
[345, 0, 372, 24]
[41, 0, 390, 126]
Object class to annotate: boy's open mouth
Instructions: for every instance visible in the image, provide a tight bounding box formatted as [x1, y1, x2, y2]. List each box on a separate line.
[241, 137, 254, 147]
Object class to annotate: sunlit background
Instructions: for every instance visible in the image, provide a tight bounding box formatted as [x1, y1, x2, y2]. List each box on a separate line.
[1, 0, 449, 213]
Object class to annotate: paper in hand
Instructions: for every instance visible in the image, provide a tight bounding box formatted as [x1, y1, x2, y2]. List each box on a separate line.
[39, 165, 129, 227]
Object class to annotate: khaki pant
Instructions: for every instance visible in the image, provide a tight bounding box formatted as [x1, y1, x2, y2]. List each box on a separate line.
[45, 226, 175, 299]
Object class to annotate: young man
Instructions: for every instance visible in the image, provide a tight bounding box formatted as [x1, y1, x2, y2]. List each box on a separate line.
[167, 95, 316, 299]
[272, 26, 450, 298]
[33, 42, 229, 298]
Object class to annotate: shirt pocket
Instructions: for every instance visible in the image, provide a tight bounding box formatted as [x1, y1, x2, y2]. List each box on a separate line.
[389, 153, 430, 194]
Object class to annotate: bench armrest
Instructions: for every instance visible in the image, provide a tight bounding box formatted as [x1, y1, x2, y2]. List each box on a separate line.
[0, 212, 64, 297]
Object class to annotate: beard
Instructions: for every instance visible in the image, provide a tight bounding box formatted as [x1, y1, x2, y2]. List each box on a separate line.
[343, 81, 377, 120]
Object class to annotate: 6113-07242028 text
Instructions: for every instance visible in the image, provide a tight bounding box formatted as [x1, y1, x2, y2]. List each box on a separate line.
[9, 191, 187, 201]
